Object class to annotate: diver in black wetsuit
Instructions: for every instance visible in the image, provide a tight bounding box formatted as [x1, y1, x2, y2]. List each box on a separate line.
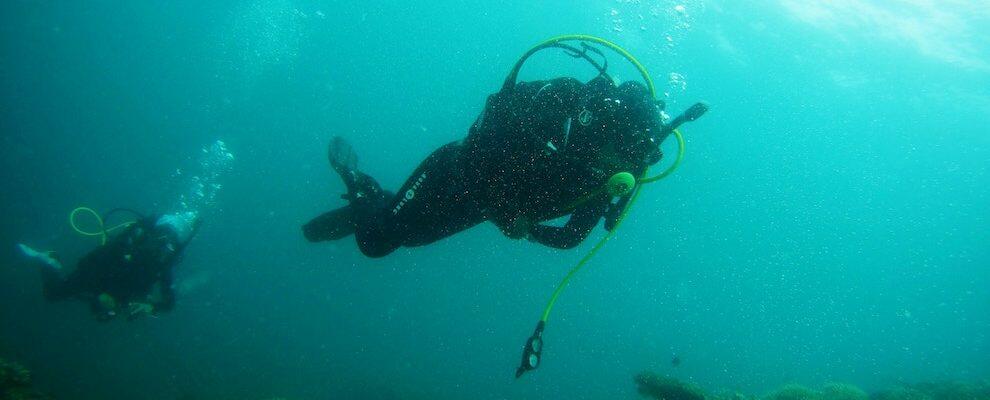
[303, 74, 704, 258]
[18, 212, 199, 320]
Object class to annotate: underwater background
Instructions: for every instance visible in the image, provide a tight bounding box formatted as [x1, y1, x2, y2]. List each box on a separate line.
[1, 1, 988, 399]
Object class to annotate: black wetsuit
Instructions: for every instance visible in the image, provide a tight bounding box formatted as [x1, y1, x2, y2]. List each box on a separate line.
[42, 216, 188, 318]
[304, 77, 658, 258]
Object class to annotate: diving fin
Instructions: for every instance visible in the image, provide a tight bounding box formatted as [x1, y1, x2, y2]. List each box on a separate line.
[326, 137, 385, 206]
[328, 136, 358, 174]
[17, 244, 63, 270]
[303, 206, 356, 242]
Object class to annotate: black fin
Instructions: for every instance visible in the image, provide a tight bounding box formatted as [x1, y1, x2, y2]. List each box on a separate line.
[328, 136, 358, 174]
[302, 206, 356, 242]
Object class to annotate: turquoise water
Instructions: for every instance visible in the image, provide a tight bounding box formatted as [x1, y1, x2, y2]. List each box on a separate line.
[1, 1, 987, 399]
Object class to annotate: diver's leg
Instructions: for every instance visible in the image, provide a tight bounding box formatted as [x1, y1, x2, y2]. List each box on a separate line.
[40, 268, 71, 301]
[365, 142, 486, 248]
[351, 199, 402, 258]
[315, 138, 484, 257]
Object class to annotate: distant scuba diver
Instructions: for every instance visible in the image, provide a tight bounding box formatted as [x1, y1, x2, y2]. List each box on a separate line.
[303, 43, 707, 258]
[18, 209, 200, 321]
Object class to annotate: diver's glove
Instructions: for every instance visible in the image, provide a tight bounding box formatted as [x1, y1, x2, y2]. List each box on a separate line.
[654, 102, 709, 144]
[604, 194, 633, 231]
[127, 302, 154, 320]
[94, 293, 119, 320]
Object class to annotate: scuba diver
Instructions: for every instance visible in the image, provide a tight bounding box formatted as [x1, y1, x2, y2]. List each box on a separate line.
[304, 46, 707, 259]
[17, 210, 200, 321]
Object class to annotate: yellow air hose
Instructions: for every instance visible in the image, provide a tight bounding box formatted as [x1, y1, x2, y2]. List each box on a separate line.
[514, 36, 699, 378]
[540, 129, 682, 322]
[514, 35, 686, 325]
[69, 207, 135, 245]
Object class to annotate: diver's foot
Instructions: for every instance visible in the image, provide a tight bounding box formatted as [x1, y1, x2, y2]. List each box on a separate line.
[326, 137, 384, 205]
[302, 206, 356, 242]
[339, 172, 385, 205]
[17, 243, 63, 270]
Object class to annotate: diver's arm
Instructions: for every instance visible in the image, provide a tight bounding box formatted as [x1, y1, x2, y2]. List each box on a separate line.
[527, 201, 608, 249]
[124, 268, 175, 319]
[654, 102, 709, 144]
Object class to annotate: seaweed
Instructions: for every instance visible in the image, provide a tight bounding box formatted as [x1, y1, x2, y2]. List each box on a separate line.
[711, 389, 758, 400]
[631, 370, 988, 400]
[635, 372, 708, 400]
[823, 383, 869, 400]
[871, 386, 934, 400]
[911, 380, 990, 400]
[764, 384, 822, 400]
[0, 357, 52, 400]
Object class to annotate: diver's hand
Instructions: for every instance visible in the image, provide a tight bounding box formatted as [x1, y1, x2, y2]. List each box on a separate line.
[96, 293, 119, 319]
[127, 302, 154, 318]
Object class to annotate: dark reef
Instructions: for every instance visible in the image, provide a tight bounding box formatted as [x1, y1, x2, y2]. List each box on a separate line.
[635, 372, 989, 400]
